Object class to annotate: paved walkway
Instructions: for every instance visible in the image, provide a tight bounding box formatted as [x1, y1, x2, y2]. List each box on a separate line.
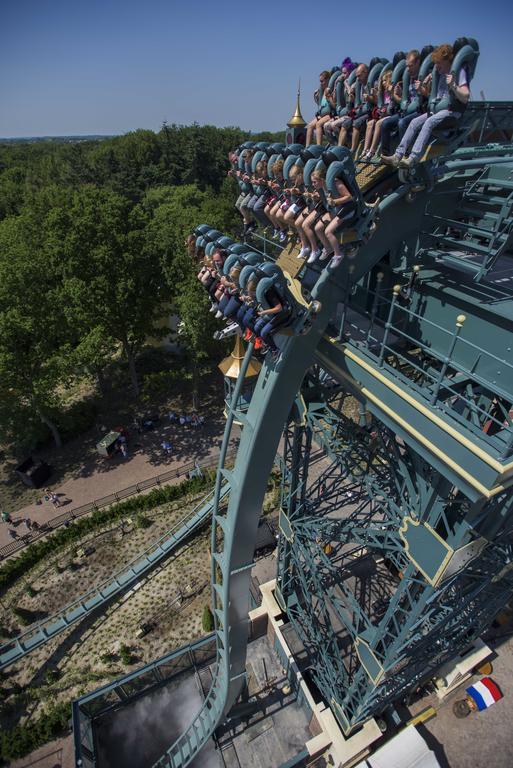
[0, 417, 239, 550]
[10, 735, 74, 768]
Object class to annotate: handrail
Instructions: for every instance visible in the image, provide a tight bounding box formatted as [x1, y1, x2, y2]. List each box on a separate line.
[340, 287, 513, 456]
[0, 485, 228, 670]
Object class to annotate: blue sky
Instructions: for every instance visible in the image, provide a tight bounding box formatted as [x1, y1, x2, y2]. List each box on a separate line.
[1, 0, 512, 137]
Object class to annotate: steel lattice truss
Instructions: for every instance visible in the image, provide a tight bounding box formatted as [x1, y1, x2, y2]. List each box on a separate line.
[276, 381, 513, 732]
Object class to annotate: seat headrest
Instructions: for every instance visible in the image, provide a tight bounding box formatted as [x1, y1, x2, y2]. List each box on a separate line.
[241, 252, 262, 265]
[215, 236, 234, 249]
[194, 224, 211, 236]
[300, 145, 325, 162]
[322, 146, 349, 166]
[284, 154, 299, 180]
[205, 229, 222, 242]
[260, 262, 283, 278]
[328, 70, 341, 90]
[251, 151, 265, 171]
[239, 264, 258, 290]
[223, 254, 241, 275]
[283, 143, 304, 158]
[453, 37, 479, 56]
[256, 276, 285, 308]
[267, 154, 282, 176]
[392, 51, 406, 68]
[451, 40, 480, 81]
[227, 243, 248, 255]
[420, 45, 435, 62]
[303, 157, 320, 187]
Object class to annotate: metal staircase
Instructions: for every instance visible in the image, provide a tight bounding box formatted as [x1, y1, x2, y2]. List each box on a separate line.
[421, 165, 513, 280]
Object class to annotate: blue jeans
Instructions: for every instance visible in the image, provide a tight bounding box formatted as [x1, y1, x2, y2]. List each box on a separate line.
[380, 111, 419, 155]
[396, 110, 457, 160]
[221, 295, 242, 319]
[253, 196, 272, 228]
[237, 306, 258, 331]
[254, 311, 291, 350]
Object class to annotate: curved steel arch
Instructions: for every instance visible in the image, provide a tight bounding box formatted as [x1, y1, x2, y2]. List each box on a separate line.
[152, 256, 351, 767]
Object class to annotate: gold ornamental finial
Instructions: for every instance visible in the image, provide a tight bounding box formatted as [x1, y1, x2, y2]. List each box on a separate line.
[218, 336, 261, 380]
[288, 80, 306, 128]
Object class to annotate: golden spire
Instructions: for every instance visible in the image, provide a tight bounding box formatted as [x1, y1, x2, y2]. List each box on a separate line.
[218, 336, 261, 380]
[288, 80, 306, 128]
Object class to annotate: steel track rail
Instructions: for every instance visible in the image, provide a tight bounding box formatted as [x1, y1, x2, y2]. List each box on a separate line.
[0, 487, 227, 670]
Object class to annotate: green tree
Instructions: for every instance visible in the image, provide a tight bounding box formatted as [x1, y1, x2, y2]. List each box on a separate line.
[202, 604, 214, 633]
[0, 200, 76, 448]
[52, 186, 168, 396]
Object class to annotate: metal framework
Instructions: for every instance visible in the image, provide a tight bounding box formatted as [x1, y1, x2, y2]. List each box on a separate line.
[63, 99, 513, 766]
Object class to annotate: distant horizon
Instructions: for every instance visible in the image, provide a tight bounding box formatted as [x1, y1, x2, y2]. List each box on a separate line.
[0, 124, 285, 142]
[2, 0, 512, 138]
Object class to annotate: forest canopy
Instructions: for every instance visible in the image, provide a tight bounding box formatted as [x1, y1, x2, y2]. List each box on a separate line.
[0, 124, 282, 451]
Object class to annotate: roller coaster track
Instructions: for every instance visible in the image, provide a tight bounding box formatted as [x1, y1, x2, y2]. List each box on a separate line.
[0, 486, 228, 670]
[151, 262, 352, 767]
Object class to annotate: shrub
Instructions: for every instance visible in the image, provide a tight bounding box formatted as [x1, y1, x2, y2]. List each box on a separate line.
[0, 700, 70, 763]
[24, 584, 36, 597]
[119, 643, 133, 665]
[135, 513, 152, 529]
[202, 605, 214, 633]
[45, 668, 60, 685]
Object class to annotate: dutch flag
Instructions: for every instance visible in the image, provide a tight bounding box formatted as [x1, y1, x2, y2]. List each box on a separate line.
[466, 678, 503, 711]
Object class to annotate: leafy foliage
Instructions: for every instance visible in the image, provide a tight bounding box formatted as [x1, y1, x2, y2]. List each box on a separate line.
[0, 122, 276, 449]
[202, 604, 214, 633]
[0, 699, 70, 763]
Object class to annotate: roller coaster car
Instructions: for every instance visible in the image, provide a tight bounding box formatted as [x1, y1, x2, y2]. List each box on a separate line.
[324, 146, 381, 244]
[240, 259, 321, 337]
[398, 39, 480, 185]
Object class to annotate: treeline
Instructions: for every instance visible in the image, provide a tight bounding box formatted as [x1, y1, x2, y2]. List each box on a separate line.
[0, 124, 282, 452]
[0, 124, 282, 217]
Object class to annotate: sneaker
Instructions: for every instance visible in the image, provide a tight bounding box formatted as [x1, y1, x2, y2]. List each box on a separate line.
[215, 311, 223, 319]
[244, 328, 252, 341]
[381, 154, 401, 167]
[279, 230, 287, 243]
[272, 229, 279, 239]
[297, 247, 311, 259]
[307, 249, 321, 264]
[269, 348, 281, 362]
[330, 253, 344, 268]
[346, 246, 358, 258]
[254, 337, 263, 350]
[209, 304, 218, 313]
[319, 248, 333, 262]
[399, 156, 417, 169]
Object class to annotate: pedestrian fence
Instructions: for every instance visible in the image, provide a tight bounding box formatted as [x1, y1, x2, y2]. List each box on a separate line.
[0, 449, 236, 561]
